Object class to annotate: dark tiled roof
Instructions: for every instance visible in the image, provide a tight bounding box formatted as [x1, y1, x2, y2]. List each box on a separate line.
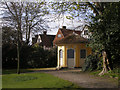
[32, 34, 55, 47]
[60, 28, 82, 37]
[55, 33, 88, 45]
[39, 34, 55, 47]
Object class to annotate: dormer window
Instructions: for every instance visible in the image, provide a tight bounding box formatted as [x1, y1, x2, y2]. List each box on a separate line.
[58, 34, 61, 38]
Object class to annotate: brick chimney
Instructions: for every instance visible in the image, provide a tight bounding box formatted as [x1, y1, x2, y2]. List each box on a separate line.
[62, 26, 66, 29]
[43, 30, 47, 35]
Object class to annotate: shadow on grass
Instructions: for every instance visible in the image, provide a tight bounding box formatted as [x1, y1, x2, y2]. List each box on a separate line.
[2, 69, 34, 75]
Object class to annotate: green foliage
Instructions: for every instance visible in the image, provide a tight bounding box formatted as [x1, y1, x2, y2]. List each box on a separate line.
[2, 44, 57, 69]
[26, 46, 57, 68]
[89, 2, 120, 69]
[2, 69, 33, 75]
[82, 55, 101, 72]
[90, 68, 118, 78]
[2, 44, 17, 69]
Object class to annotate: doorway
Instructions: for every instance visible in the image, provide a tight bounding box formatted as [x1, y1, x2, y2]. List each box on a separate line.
[67, 49, 74, 68]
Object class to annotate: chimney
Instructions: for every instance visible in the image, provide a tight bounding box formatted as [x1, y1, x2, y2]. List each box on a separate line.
[62, 26, 66, 29]
[43, 30, 47, 35]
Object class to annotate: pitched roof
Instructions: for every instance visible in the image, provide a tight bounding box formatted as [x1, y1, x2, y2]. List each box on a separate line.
[55, 33, 88, 45]
[39, 34, 55, 47]
[59, 28, 82, 37]
[32, 34, 55, 47]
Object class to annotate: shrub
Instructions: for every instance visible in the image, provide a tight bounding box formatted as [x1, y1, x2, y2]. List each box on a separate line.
[3, 44, 57, 69]
[27, 47, 57, 68]
[82, 55, 100, 72]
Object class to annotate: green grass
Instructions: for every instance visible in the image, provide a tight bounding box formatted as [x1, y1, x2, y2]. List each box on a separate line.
[2, 70, 79, 88]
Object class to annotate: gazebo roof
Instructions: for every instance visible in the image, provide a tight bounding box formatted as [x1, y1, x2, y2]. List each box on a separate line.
[55, 33, 89, 45]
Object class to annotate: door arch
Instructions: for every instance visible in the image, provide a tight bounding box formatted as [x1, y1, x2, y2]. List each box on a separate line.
[59, 49, 63, 67]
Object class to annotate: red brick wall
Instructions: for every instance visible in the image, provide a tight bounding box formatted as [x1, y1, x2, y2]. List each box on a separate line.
[53, 29, 64, 46]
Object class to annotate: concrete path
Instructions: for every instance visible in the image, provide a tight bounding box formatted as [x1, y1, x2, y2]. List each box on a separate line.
[43, 69, 118, 88]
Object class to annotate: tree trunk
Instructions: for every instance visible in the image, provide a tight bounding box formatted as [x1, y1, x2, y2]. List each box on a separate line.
[17, 27, 20, 74]
[99, 50, 111, 76]
[106, 49, 113, 70]
[17, 40, 20, 74]
[26, 25, 31, 44]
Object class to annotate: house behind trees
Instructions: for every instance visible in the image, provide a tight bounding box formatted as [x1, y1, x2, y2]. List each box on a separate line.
[32, 31, 55, 50]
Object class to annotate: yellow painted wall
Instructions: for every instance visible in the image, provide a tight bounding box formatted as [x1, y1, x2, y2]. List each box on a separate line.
[57, 43, 92, 68]
[57, 46, 66, 67]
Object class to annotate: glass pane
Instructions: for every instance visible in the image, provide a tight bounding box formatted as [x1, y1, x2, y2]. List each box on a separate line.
[58, 34, 61, 38]
[67, 49, 74, 58]
[80, 49, 86, 58]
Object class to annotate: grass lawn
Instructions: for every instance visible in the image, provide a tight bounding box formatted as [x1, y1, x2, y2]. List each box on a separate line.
[2, 69, 79, 88]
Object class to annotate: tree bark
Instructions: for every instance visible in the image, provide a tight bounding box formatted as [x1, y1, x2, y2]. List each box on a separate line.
[99, 50, 112, 76]
[17, 29, 20, 74]
[106, 49, 113, 70]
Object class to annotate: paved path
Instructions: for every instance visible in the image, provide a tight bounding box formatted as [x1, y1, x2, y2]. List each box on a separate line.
[43, 69, 118, 88]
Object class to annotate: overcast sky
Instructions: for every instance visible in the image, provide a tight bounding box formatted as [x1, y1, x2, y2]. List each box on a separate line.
[0, 1, 92, 44]
[46, 14, 86, 35]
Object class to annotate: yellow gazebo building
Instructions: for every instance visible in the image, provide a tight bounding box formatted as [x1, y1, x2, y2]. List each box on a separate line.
[55, 33, 92, 69]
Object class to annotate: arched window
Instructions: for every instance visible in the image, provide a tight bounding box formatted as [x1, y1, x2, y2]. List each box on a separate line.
[80, 49, 86, 58]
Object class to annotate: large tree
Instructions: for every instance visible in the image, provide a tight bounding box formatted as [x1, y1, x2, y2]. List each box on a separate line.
[1, 1, 49, 74]
[2, 2, 49, 44]
[89, 2, 120, 75]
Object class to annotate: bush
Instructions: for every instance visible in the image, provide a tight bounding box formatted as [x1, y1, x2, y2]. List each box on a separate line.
[3, 44, 57, 69]
[27, 47, 57, 68]
[2, 44, 17, 69]
[82, 55, 100, 72]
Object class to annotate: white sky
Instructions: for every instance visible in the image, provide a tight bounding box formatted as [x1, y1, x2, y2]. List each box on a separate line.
[37, 13, 87, 35]
[0, 1, 90, 44]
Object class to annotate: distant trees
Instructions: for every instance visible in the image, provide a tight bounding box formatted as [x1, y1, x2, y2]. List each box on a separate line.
[2, 2, 49, 44]
[2, 26, 17, 69]
[2, 43, 57, 69]
[2, 26, 57, 69]
[2, 26, 17, 45]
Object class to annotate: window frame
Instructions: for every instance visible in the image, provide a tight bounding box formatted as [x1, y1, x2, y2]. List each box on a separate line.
[67, 49, 74, 59]
[80, 49, 86, 59]
[58, 34, 62, 38]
